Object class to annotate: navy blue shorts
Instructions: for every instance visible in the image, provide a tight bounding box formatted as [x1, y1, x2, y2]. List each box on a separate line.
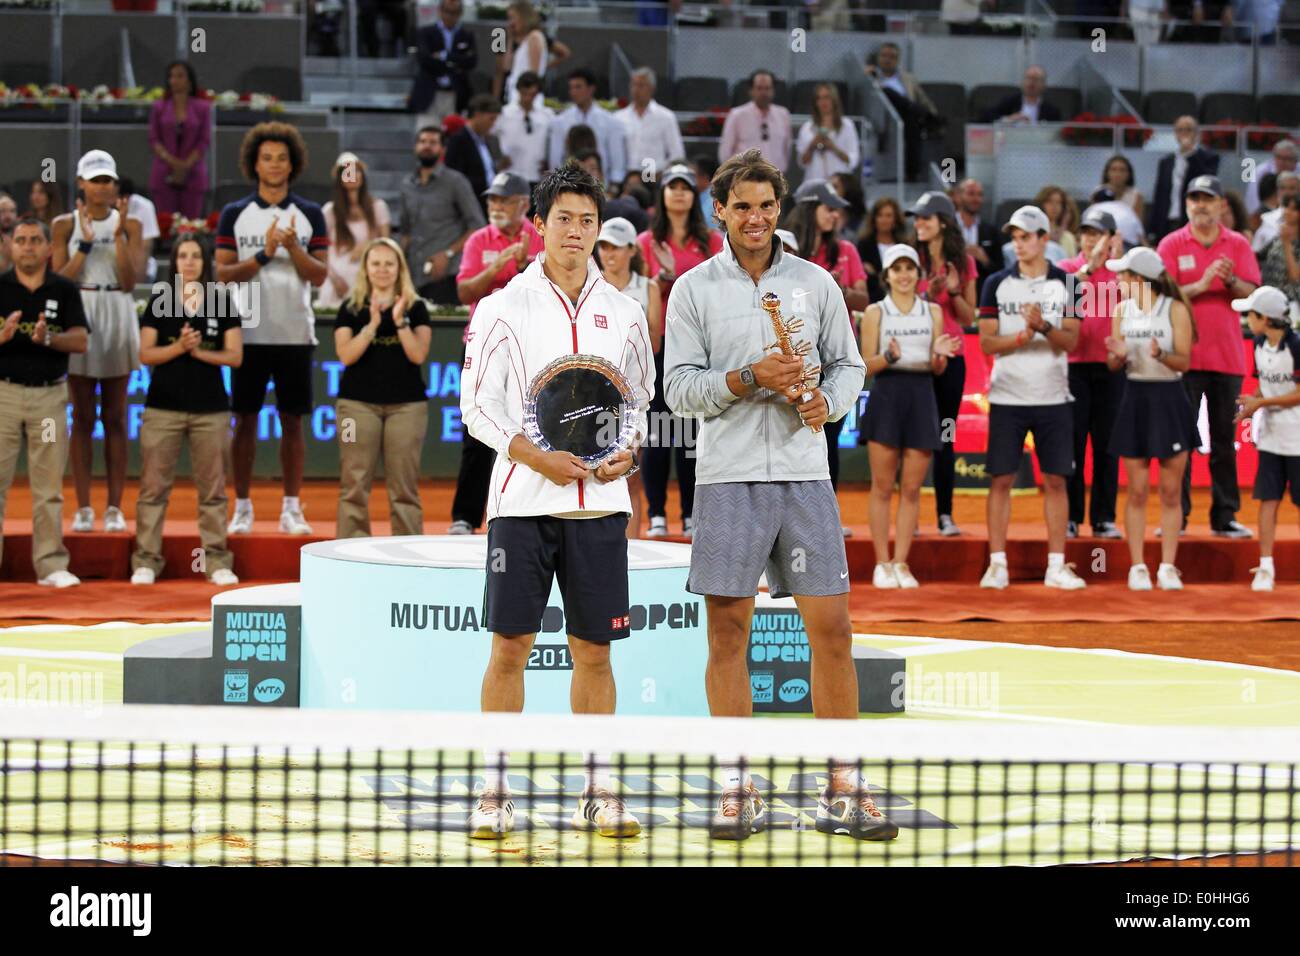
[1254, 450, 1300, 505]
[987, 402, 1075, 477]
[231, 344, 314, 416]
[1109, 380, 1199, 461]
[861, 372, 942, 451]
[483, 514, 631, 642]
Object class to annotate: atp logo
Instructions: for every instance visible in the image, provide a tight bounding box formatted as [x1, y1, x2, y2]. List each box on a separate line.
[751, 671, 775, 703]
[224, 669, 249, 703]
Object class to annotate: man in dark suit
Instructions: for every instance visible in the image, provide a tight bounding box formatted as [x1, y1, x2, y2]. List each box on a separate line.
[1148, 115, 1221, 242]
[409, 0, 477, 128]
[981, 65, 1062, 124]
[444, 95, 505, 215]
[954, 177, 1001, 294]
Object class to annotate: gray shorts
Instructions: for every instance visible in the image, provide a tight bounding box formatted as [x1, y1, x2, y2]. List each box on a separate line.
[687, 480, 849, 599]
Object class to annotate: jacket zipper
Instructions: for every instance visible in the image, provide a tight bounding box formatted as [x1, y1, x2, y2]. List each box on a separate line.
[570, 309, 583, 507]
[500, 462, 517, 495]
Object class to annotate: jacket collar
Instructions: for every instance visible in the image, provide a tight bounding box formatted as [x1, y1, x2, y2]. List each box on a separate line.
[521, 253, 604, 301]
[720, 232, 784, 278]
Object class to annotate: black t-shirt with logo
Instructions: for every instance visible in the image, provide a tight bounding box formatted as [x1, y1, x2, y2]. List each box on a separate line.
[336, 298, 431, 404]
[140, 289, 241, 412]
[0, 269, 89, 384]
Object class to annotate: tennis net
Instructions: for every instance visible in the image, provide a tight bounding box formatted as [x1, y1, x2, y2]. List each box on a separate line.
[1, 704, 1297, 867]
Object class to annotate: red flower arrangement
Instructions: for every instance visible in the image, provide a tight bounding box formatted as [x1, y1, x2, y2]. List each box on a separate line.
[157, 210, 222, 241]
[1202, 120, 1288, 151]
[683, 108, 728, 137]
[1060, 112, 1153, 148]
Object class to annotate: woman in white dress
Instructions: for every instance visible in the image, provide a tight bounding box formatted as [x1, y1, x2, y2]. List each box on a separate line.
[497, 1, 560, 105]
[51, 150, 142, 534]
[318, 152, 391, 310]
[796, 83, 860, 182]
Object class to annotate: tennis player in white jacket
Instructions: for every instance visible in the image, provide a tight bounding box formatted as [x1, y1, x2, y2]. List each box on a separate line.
[459, 162, 654, 840]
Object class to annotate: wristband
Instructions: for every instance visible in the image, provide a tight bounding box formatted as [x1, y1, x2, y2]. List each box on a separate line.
[77, 240, 94, 255]
[254, 250, 271, 266]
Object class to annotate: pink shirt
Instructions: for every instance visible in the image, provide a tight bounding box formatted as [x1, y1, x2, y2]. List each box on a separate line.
[918, 253, 977, 341]
[638, 229, 724, 297]
[1157, 224, 1261, 375]
[718, 101, 793, 173]
[810, 240, 867, 289]
[457, 219, 544, 319]
[1058, 254, 1119, 365]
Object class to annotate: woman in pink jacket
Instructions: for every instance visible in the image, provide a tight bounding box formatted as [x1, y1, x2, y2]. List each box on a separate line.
[148, 61, 212, 218]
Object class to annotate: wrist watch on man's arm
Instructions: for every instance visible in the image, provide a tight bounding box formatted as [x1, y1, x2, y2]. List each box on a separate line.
[739, 364, 756, 389]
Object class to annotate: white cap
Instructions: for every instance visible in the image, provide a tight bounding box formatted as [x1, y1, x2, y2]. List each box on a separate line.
[77, 149, 118, 181]
[1105, 246, 1165, 280]
[881, 244, 920, 271]
[775, 229, 798, 254]
[597, 217, 637, 248]
[1232, 286, 1290, 320]
[1003, 204, 1050, 235]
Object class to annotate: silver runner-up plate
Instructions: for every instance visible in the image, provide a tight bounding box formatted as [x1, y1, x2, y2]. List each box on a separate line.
[522, 354, 641, 468]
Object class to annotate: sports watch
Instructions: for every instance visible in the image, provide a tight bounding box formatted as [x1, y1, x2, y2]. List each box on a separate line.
[739, 365, 756, 388]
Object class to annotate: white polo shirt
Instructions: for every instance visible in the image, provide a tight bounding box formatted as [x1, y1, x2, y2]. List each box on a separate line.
[978, 262, 1080, 406]
[1253, 330, 1300, 456]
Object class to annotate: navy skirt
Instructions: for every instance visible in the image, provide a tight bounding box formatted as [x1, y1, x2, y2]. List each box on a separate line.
[1109, 379, 1200, 460]
[861, 371, 942, 451]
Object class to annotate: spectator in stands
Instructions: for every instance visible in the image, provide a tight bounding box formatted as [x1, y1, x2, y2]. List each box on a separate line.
[864, 42, 939, 182]
[216, 123, 329, 537]
[449, 172, 544, 535]
[1253, 171, 1299, 255]
[639, 163, 723, 538]
[830, 172, 866, 241]
[691, 154, 720, 229]
[1237, 0, 1283, 44]
[910, 190, 977, 537]
[53, 150, 143, 536]
[497, 0, 552, 105]
[445, 95, 506, 214]
[409, 0, 477, 129]
[495, 72, 554, 188]
[0, 193, 17, 272]
[718, 70, 792, 173]
[319, 152, 392, 310]
[399, 126, 485, 305]
[1259, 195, 1300, 308]
[1097, 154, 1145, 224]
[573, 149, 613, 197]
[563, 124, 598, 161]
[1168, 0, 1232, 43]
[1245, 139, 1295, 217]
[1035, 185, 1080, 258]
[954, 177, 1000, 293]
[117, 178, 160, 285]
[796, 83, 860, 183]
[1156, 174, 1260, 536]
[1150, 116, 1220, 241]
[358, 0, 407, 58]
[857, 196, 908, 303]
[617, 67, 684, 190]
[132, 235, 242, 587]
[333, 238, 431, 539]
[1221, 188, 1252, 245]
[604, 183, 652, 235]
[25, 181, 64, 226]
[0, 217, 88, 588]
[982, 66, 1061, 125]
[1059, 207, 1125, 540]
[147, 60, 211, 219]
[547, 70, 628, 183]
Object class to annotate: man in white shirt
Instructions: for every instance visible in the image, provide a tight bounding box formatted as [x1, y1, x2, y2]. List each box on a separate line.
[1253, 170, 1299, 253]
[547, 69, 628, 180]
[615, 67, 685, 192]
[1245, 138, 1297, 216]
[494, 71, 554, 187]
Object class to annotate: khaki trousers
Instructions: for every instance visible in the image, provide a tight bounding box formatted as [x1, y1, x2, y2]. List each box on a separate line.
[132, 407, 233, 575]
[336, 398, 427, 538]
[0, 380, 71, 579]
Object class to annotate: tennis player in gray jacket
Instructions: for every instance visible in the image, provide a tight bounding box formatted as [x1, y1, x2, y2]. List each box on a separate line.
[664, 149, 895, 844]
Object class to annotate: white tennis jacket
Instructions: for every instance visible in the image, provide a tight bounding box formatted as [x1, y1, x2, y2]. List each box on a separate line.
[460, 254, 654, 521]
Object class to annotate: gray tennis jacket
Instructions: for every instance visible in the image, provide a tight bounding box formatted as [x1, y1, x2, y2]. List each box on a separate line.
[663, 236, 866, 486]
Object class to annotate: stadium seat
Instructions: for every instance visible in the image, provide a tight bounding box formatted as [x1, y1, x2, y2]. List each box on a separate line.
[923, 82, 967, 167]
[790, 80, 849, 115]
[1258, 93, 1300, 128]
[674, 76, 729, 112]
[1143, 90, 1198, 125]
[1119, 89, 1142, 115]
[1044, 87, 1082, 122]
[1200, 92, 1258, 125]
[731, 77, 789, 109]
[968, 84, 1019, 123]
[240, 66, 303, 103]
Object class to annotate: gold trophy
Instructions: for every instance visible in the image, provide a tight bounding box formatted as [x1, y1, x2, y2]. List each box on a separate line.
[760, 291, 822, 432]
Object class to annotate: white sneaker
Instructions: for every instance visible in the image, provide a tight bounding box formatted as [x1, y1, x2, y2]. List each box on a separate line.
[893, 562, 920, 589]
[938, 515, 962, 537]
[130, 566, 156, 586]
[38, 569, 80, 588]
[447, 520, 474, 535]
[1156, 564, 1183, 591]
[209, 568, 240, 587]
[228, 504, 254, 535]
[571, 789, 641, 838]
[467, 790, 515, 839]
[103, 506, 127, 533]
[1251, 566, 1275, 592]
[1044, 562, 1087, 590]
[279, 507, 313, 535]
[682, 517, 695, 539]
[71, 507, 94, 532]
[1127, 564, 1153, 591]
[645, 516, 668, 538]
[872, 562, 898, 589]
[980, 561, 1009, 589]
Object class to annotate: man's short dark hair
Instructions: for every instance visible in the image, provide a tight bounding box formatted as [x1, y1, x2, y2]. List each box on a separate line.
[516, 70, 541, 90]
[573, 148, 603, 174]
[239, 121, 309, 183]
[533, 160, 605, 223]
[1259, 172, 1278, 205]
[711, 148, 786, 207]
[468, 94, 502, 116]
[416, 125, 442, 140]
[568, 68, 597, 89]
[690, 154, 718, 180]
[749, 69, 775, 88]
[13, 216, 51, 242]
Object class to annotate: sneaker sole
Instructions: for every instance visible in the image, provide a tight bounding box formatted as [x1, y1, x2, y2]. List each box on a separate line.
[1045, 581, 1087, 590]
[467, 823, 512, 840]
[708, 812, 768, 841]
[814, 815, 900, 841]
[571, 815, 642, 838]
